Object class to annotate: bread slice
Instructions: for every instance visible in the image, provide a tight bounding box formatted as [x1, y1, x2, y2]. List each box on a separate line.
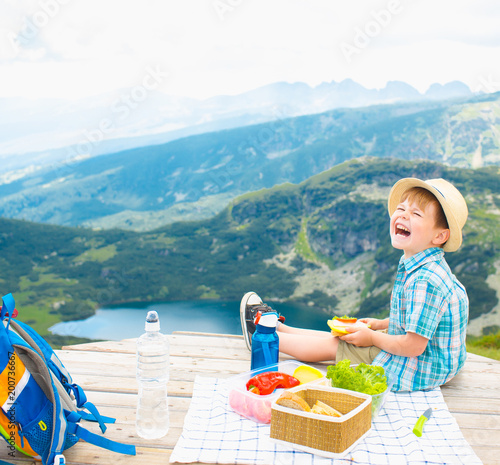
[276, 391, 311, 412]
[311, 400, 343, 417]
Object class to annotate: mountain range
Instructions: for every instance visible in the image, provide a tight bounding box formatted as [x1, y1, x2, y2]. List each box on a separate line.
[0, 90, 497, 231]
[1, 79, 499, 343]
[1, 158, 498, 343]
[0, 79, 473, 173]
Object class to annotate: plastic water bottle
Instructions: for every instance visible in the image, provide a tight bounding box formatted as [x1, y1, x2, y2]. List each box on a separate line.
[136, 310, 170, 439]
[251, 312, 279, 371]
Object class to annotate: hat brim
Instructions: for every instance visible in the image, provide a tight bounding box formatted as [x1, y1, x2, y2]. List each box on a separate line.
[388, 178, 462, 252]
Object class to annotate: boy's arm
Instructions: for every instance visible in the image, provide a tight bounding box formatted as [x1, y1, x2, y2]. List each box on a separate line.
[341, 328, 428, 358]
[370, 330, 428, 357]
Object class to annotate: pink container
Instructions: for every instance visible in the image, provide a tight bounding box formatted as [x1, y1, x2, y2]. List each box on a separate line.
[227, 361, 325, 424]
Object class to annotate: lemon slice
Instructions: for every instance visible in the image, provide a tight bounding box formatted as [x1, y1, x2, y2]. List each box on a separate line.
[292, 365, 324, 384]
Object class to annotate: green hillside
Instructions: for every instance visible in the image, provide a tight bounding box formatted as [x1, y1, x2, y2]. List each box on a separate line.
[1, 158, 499, 347]
[0, 93, 499, 230]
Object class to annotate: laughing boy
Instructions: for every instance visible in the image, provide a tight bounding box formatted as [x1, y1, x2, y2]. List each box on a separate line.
[241, 177, 469, 391]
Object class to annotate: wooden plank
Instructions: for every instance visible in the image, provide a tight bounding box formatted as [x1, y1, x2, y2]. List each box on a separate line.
[466, 352, 500, 364]
[62, 339, 136, 353]
[460, 428, 500, 464]
[84, 390, 192, 410]
[172, 331, 244, 338]
[78, 421, 182, 449]
[63, 334, 247, 355]
[63, 445, 173, 465]
[457, 359, 500, 374]
[441, 370, 500, 395]
[63, 341, 250, 361]
[442, 386, 500, 401]
[58, 349, 251, 377]
[63, 363, 243, 387]
[471, 448, 500, 465]
[69, 373, 231, 397]
[452, 412, 500, 431]
[61, 337, 251, 364]
[82, 404, 191, 428]
[0, 442, 174, 465]
[444, 395, 500, 414]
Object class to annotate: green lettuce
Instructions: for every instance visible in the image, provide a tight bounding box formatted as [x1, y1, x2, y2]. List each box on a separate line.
[326, 359, 388, 395]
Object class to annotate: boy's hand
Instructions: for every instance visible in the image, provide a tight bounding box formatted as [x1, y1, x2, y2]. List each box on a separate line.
[340, 325, 374, 347]
[359, 317, 389, 331]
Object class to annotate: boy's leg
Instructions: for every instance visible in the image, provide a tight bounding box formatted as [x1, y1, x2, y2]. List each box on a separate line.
[277, 323, 332, 338]
[277, 331, 339, 363]
[336, 340, 381, 365]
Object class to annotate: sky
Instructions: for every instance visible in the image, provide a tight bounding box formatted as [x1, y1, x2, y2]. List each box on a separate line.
[0, 0, 500, 100]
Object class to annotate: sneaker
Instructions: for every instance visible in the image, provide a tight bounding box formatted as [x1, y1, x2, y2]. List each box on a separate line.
[240, 292, 263, 350]
[239, 292, 285, 350]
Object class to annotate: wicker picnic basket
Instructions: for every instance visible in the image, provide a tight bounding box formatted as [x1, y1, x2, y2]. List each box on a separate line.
[270, 384, 372, 457]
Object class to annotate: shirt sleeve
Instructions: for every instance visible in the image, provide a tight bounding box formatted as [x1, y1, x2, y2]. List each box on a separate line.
[404, 278, 447, 340]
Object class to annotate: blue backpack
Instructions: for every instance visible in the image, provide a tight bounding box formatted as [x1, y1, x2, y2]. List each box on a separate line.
[0, 293, 136, 465]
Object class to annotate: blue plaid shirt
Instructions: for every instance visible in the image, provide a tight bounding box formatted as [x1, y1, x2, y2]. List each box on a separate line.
[373, 247, 468, 391]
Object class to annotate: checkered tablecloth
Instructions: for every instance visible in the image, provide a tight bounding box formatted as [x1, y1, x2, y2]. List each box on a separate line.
[170, 375, 482, 465]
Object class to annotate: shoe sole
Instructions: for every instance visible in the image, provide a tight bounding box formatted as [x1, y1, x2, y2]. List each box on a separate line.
[240, 291, 263, 351]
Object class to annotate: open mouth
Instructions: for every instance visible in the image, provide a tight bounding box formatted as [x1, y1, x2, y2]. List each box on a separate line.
[395, 224, 411, 237]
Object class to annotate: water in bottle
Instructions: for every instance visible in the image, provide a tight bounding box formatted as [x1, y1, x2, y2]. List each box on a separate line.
[251, 312, 279, 371]
[136, 310, 170, 439]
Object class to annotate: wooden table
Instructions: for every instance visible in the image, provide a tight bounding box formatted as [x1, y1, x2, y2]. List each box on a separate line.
[1, 332, 499, 464]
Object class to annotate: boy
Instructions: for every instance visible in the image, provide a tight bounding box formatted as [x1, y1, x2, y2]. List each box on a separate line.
[240, 177, 469, 391]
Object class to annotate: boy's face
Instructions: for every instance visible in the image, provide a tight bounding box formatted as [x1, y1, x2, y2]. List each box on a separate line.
[390, 197, 450, 259]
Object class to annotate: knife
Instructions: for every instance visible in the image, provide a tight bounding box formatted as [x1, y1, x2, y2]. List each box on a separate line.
[413, 408, 432, 437]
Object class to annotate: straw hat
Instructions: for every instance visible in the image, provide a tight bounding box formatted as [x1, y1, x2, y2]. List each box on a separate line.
[388, 178, 468, 252]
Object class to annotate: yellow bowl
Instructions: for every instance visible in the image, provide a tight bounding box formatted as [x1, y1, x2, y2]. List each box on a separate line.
[292, 365, 324, 384]
[327, 319, 370, 336]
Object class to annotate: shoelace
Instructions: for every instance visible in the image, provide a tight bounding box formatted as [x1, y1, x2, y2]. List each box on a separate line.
[247, 304, 285, 322]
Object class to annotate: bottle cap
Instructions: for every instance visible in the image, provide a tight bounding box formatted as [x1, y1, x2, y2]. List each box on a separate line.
[257, 312, 278, 328]
[145, 310, 160, 331]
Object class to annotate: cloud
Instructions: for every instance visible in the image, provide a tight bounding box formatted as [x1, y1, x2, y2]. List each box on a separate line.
[0, 0, 499, 99]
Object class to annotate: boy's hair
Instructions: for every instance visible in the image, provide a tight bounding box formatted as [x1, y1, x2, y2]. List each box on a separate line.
[401, 187, 449, 231]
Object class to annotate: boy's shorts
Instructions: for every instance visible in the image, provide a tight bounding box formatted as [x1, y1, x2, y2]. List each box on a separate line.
[336, 340, 382, 365]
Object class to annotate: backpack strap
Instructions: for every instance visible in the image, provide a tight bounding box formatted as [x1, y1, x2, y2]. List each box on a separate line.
[9, 320, 71, 381]
[66, 412, 136, 456]
[10, 342, 69, 465]
[78, 404, 116, 426]
[63, 383, 114, 433]
[1, 294, 16, 330]
[37, 355, 68, 465]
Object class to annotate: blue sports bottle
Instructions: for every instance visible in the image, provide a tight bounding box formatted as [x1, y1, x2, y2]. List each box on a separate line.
[251, 312, 279, 371]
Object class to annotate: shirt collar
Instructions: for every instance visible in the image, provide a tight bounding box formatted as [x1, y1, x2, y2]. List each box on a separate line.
[398, 247, 444, 274]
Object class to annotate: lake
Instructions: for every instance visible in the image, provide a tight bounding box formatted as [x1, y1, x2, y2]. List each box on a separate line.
[49, 299, 334, 341]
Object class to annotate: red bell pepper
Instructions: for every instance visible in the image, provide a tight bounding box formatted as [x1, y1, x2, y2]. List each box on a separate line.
[332, 315, 357, 323]
[246, 371, 300, 395]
